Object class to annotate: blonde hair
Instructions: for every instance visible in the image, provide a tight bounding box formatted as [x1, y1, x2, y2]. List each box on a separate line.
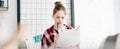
[53, 1, 66, 15]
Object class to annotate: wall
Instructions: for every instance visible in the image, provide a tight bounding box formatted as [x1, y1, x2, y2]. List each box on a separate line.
[0, 0, 17, 47]
[114, 0, 120, 33]
[74, 0, 116, 49]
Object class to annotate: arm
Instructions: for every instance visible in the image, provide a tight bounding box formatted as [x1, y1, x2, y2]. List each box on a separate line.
[48, 34, 59, 49]
[41, 34, 48, 49]
[41, 34, 59, 49]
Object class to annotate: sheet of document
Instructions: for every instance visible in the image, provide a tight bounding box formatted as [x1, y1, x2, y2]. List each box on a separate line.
[56, 28, 80, 47]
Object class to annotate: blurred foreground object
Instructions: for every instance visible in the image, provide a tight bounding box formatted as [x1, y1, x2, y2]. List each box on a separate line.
[0, 24, 28, 49]
[99, 33, 120, 49]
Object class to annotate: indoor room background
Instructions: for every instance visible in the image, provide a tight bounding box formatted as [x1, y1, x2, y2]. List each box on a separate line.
[0, 0, 120, 49]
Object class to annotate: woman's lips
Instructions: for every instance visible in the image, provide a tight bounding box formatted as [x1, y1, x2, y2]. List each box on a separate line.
[57, 22, 62, 24]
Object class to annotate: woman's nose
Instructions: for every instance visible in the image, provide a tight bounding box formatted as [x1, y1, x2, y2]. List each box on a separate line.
[59, 18, 62, 22]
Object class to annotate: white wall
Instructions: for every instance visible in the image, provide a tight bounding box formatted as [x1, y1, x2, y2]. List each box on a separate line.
[0, 0, 17, 47]
[74, 0, 116, 49]
[114, 0, 120, 33]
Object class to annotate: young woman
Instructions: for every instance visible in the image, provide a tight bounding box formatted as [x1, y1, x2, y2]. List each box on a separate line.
[41, 1, 79, 49]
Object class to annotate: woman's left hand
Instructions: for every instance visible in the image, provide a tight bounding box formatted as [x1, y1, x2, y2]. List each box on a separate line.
[54, 34, 59, 44]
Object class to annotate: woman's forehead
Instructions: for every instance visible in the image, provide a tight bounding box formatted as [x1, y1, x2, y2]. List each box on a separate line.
[54, 10, 66, 17]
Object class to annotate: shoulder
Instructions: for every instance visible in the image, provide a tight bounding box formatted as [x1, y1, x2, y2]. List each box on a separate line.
[44, 25, 54, 34]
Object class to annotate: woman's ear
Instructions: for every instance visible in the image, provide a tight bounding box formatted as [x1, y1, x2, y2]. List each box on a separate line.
[52, 15, 54, 19]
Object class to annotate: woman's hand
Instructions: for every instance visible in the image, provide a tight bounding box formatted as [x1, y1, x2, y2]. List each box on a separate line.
[47, 34, 59, 49]
[54, 34, 59, 44]
[76, 25, 80, 30]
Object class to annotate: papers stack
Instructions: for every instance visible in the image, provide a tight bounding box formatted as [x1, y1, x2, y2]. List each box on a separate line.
[56, 28, 80, 47]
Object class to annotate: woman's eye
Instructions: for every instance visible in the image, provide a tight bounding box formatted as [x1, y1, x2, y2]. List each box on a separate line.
[57, 17, 59, 19]
[62, 17, 64, 19]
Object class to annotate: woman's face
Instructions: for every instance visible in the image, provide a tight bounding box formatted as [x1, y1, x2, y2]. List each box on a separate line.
[53, 10, 66, 26]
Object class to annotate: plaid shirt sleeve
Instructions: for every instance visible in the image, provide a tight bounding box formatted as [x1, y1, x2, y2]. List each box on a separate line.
[41, 27, 56, 49]
[41, 30, 52, 48]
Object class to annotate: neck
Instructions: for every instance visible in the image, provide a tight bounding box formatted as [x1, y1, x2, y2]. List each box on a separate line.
[54, 23, 63, 29]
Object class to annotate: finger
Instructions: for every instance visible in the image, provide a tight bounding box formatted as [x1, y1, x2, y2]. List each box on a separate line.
[76, 25, 80, 30]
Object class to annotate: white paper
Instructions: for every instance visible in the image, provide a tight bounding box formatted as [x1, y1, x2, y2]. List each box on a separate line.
[56, 28, 80, 47]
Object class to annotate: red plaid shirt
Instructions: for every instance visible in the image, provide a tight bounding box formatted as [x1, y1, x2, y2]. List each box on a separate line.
[41, 24, 72, 48]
